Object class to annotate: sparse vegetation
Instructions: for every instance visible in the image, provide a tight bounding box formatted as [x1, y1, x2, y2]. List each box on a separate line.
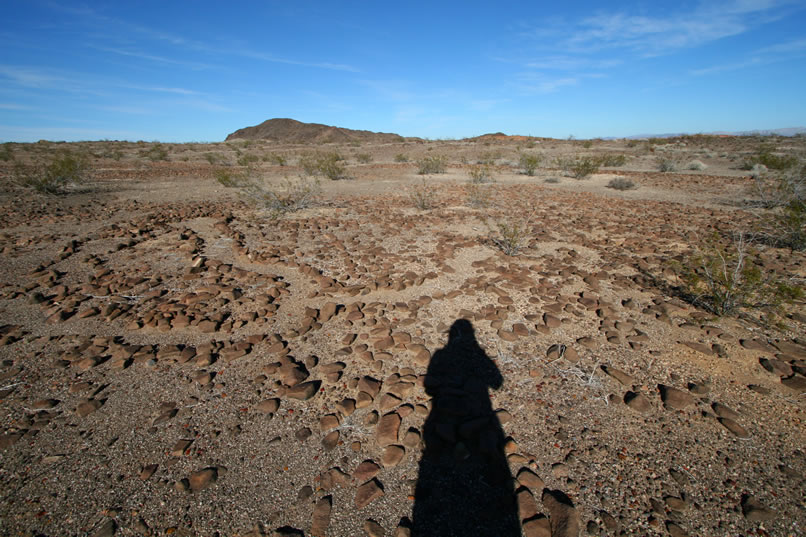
[570, 156, 600, 179]
[741, 147, 799, 171]
[299, 151, 349, 180]
[468, 164, 494, 183]
[263, 153, 287, 166]
[416, 155, 448, 175]
[1, 143, 15, 162]
[486, 218, 526, 256]
[594, 154, 629, 167]
[465, 182, 492, 208]
[214, 167, 247, 188]
[656, 156, 679, 172]
[241, 175, 322, 217]
[355, 152, 373, 164]
[687, 159, 708, 171]
[518, 153, 543, 176]
[237, 153, 260, 167]
[674, 231, 802, 319]
[140, 143, 169, 162]
[606, 177, 637, 190]
[11, 151, 90, 194]
[394, 153, 409, 163]
[410, 178, 438, 210]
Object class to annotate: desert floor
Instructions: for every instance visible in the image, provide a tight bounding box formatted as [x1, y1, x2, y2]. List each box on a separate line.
[0, 136, 804, 537]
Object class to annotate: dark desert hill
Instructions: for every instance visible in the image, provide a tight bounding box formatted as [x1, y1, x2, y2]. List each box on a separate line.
[225, 118, 405, 144]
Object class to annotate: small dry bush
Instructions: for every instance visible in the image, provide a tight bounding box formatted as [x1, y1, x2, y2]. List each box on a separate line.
[12, 151, 90, 194]
[545, 176, 561, 184]
[687, 159, 707, 171]
[486, 218, 526, 256]
[237, 153, 259, 167]
[741, 147, 799, 171]
[673, 231, 802, 319]
[263, 153, 287, 166]
[410, 178, 438, 210]
[140, 143, 169, 162]
[355, 153, 373, 164]
[416, 155, 447, 175]
[518, 153, 543, 176]
[656, 157, 679, 172]
[468, 164, 495, 183]
[214, 167, 247, 188]
[241, 175, 322, 218]
[606, 177, 637, 190]
[594, 154, 628, 167]
[476, 151, 501, 165]
[0, 143, 13, 162]
[394, 153, 409, 163]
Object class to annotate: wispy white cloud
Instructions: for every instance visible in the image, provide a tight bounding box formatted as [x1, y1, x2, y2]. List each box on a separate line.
[0, 65, 66, 88]
[691, 36, 806, 75]
[0, 124, 144, 142]
[235, 48, 359, 72]
[511, 73, 580, 94]
[0, 102, 32, 110]
[93, 46, 214, 70]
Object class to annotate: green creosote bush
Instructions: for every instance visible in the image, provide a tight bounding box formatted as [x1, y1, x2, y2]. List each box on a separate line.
[214, 167, 247, 188]
[673, 231, 802, 319]
[476, 151, 501, 165]
[263, 153, 287, 166]
[394, 153, 409, 163]
[465, 182, 492, 208]
[468, 164, 495, 184]
[570, 156, 600, 179]
[416, 155, 448, 175]
[237, 153, 260, 167]
[606, 177, 637, 190]
[12, 151, 90, 194]
[594, 154, 628, 167]
[410, 178, 438, 210]
[518, 153, 543, 176]
[486, 218, 526, 256]
[355, 152, 373, 164]
[741, 147, 799, 171]
[1, 143, 15, 162]
[140, 143, 169, 162]
[299, 151, 349, 180]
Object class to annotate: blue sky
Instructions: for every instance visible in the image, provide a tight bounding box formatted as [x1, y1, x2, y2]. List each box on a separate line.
[1, 1, 805, 142]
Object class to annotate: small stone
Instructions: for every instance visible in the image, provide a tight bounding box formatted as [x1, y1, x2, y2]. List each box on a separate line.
[355, 479, 385, 509]
[322, 430, 340, 451]
[516, 486, 539, 520]
[665, 522, 689, 537]
[139, 464, 158, 480]
[542, 489, 580, 537]
[189, 467, 218, 491]
[76, 398, 103, 417]
[517, 468, 544, 490]
[381, 445, 405, 467]
[286, 380, 321, 400]
[659, 384, 695, 410]
[257, 398, 281, 414]
[624, 391, 652, 413]
[718, 418, 750, 438]
[377, 412, 401, 446]
[171, 439, 193, 457]
[90, 520, 117, 537]
[741, 495, 777, 521]
[310, 496, 332, 537]
[363, 519, 385, 537]
[601, 365, 633, 386]
[522, 516, 551, 537]
[781, 374, 806, 393]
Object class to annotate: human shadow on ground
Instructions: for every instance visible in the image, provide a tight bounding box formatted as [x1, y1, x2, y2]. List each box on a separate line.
[412, 319, 520, 537]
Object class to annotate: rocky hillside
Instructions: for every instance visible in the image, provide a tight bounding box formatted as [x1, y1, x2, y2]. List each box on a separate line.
[225, 118, 405, 144]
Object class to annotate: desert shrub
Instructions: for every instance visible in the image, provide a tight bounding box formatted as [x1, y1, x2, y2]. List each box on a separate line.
[140, 143, 169, 162]
[12, 151, 90, 194]
[355, 152, 373, 164]
[519, 153, 543, 176]
[263, 153, 287, 166]
[237, 153, 260, 167]
[741, 149, 799, 171]
[594, 154, 628, 167]
[214, 167, 247, 188]
[468, 164, 495, 183]
[299, 151, 349, 180]
[394, 153, 409, 163]
[487, 219, 526, 256]
[204, 153, 221, 165]
[416, 155, 447, 174]
[241, 175, 322, 217]
[687, 159, 708, 171]
[570, 156, 600, 179]
[766, 199, 806, 250]
[656, 157, 679, 172]
[0, 143, 14, 162]
[476, 151, 501, 165]
[410, 178, 438, 210]
[674, 232, 802, 317]
[544, 176, 561, 184]
[465, 182, 492, 208]
[581, 140, 593, 149]
[606, 177, 637, 190]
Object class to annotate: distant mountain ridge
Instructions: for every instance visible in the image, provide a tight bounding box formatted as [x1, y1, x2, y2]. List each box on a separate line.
[621, 127, 806, 139]
[225, 118, 405, 144]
